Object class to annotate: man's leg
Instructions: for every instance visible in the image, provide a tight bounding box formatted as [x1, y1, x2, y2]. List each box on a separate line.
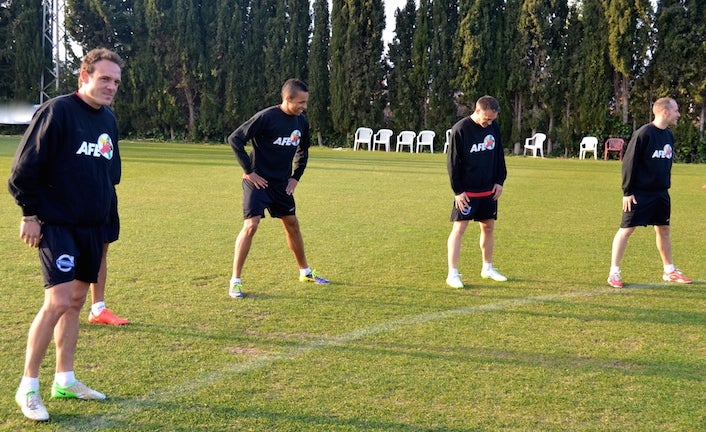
[48, 279, 106, 401]
[654, 224, 673, 266]
[54, 281, 90, 374]
[16, 281, 76, 421]
[88, 243, 129, 325]
[90, 243, 108, 305]
[447, 220, 469, 272]
[22, 281, 76, 379]
[608, 226, 635, 287]
[478, 219, 495, 265]
[479, 219, 507, 281]
[610, 227, 635, 268]
[281, 215, 329, 284]
[232, 216, 260, 279]
[654, 224, 691, 283]
[281, 215, 308, 269]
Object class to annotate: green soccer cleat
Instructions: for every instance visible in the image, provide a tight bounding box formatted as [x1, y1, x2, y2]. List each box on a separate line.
[299, 270, 329, 284]
[229, 280, 244, 298]
[51, 381, 106, 400]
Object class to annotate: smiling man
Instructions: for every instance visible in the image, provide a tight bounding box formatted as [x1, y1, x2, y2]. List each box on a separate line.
[227, 79, 329, 299]
[8, 48, 124, 422]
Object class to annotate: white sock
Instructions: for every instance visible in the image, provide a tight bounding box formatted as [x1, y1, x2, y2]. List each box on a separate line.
[482, 263, 493, 272]
[91, 301, 106, 316]
[19, 376, 39, 392]
[448, 269, 460, 278]
[54, 371, 75, 386]
[664, 264, 675, 274]
[300, 267, 311, 277]
[610, 266, 620, 274]
[230, 277, 241, 285]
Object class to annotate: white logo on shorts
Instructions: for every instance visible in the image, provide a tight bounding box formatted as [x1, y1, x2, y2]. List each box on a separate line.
[55, 254, 75, 272]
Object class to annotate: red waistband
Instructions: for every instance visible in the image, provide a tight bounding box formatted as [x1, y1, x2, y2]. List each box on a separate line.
[465, 190, 494, 198]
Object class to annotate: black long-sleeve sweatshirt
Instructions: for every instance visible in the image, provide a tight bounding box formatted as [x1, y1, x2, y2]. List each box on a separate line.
[447, 117, 507, 195]
[228, 105, 310, 182]
[621, 123, 673, 196]
[8, 93, 121, 226]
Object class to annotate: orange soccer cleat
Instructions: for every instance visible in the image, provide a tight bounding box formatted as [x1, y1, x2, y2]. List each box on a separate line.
[88, 308, 130, 325]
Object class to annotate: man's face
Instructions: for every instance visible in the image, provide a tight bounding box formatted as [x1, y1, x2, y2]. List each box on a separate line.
[475, 108, 498, 128]
[78, 59, 122, 109]
[665, 101, 681, 126]
[282, 91, 308, 116]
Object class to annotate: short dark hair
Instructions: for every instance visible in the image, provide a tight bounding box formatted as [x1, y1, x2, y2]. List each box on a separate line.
[282, 79, 308, 99]
[81, 48, 125, 75]
[476, 95, 500, 113]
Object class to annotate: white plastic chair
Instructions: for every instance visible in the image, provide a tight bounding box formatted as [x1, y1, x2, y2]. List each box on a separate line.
[373, 129, 394, 152]
[523, 133, 547, 158]
[578, 136, 598, 160]
[443, 129, 452, 153]
[416, 130, 436, 153]
[353, 127, 374, 151]
[396, 131, 416, 153]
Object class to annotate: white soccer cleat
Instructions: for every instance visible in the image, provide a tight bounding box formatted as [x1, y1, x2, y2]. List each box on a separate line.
[446, 274, 464, 288]
[481, 267, 508, 282]
[15, 388, 49, 421]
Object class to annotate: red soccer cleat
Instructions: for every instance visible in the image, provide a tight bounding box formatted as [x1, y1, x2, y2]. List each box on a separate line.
[88, 308, 130, 325]
[607, 272, 623, 288]
[662, 269, 692, 284]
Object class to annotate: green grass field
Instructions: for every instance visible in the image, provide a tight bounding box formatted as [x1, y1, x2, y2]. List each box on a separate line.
[1, 135, 704, 431]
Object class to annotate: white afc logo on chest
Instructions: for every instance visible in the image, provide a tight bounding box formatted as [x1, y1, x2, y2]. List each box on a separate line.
[651, 144, 673, 159]
[469, 135, 496, 153]
[272, 130, 302, 147]
[76, 133, 114, 160]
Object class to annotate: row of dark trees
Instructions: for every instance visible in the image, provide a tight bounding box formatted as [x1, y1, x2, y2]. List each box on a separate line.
[1, 0, 705, 160]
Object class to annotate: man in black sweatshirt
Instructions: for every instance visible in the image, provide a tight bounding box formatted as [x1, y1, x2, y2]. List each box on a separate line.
[446, 95, 508, 289]
[607, 97, 692, 288]
[227, 79, 329, 299]
[8, 48, 123, 422]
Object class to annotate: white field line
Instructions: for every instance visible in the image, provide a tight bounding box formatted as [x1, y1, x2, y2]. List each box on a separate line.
[64, 287, 629, 430]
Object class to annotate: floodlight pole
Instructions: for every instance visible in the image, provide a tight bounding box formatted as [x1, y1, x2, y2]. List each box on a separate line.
[41, 0, 67, 104]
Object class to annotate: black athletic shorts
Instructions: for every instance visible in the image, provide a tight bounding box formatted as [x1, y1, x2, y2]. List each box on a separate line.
[38, 224, 104, 288]
[242, 178, 296, 219]
[450, 196, 498, 222]
[103, 197, 120, 243]
[620, 190, 670, 228]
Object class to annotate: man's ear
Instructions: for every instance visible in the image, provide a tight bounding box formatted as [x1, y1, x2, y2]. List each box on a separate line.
[78, 69, 89, 86]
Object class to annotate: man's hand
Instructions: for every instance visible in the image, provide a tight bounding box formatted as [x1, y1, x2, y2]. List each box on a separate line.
[20, 216, 42, 248]
[243, 172, 268, 189]
[454, 193, 470, 211]
[286, 178, 298, 195]
[492, 184, 503, 200]
[622, 195, 637, 212]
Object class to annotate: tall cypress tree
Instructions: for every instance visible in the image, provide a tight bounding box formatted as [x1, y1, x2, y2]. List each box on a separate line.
[386, 0, 417, 131]
[283, 0, 310, 81]
[0, 2, 16, 101]
[329, 0, 384, 135]
[409, 0, 432, 130]
[9, 0, 45, 102]
[428, 0, 461, 138]
[309, 0, 332, 140]
[574, 0, 612, 139]
[603, 0, 652, 124]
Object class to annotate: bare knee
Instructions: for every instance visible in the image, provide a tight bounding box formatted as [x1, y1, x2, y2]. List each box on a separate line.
[240, 217, 260, 238]
[281, 216, 301, 235]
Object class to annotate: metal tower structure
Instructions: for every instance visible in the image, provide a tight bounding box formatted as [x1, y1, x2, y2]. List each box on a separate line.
[41, 0, 67, 103]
